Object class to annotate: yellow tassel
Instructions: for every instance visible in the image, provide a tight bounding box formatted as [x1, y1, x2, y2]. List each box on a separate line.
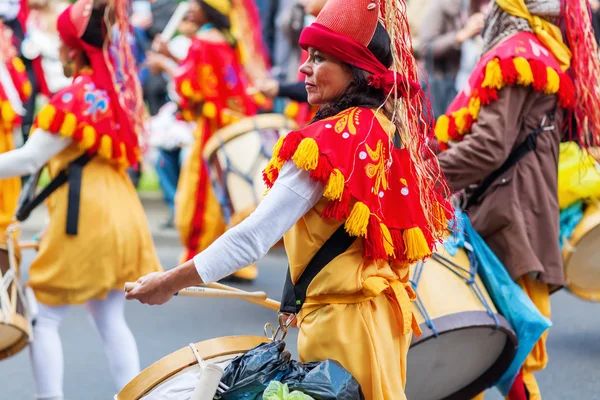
[118, 143, 129, 167]
[12, 58, 26, 73]
[81, 125, 96, 149]
[291, 138, 319, 171]
[324, 168, 345, 201]
[451, 108, 470, 135]
[1, 102, 15, 124]
[284, 102, 299, 118]
[203, 102, 217, 119]
[181, 110, 193, 122]
[433, 202, 448, 233]
[435, 115, 450, 143]
[514, 57, 533, 86]
[468, 97, 481, 119]
[22, 82, 32, 99]
[403, 227, 432, 262]
[271, 135, 285, 163]
[180, 79, 194, 98]
[99, 135, 113, 159]
[544, 67, 560, 94]
[481, 58, 504, 90]
[380, 223, 395, 257]
[59, 113, 77, 137]
[36, 105, 56, 131]
[344, 202, 371, 237]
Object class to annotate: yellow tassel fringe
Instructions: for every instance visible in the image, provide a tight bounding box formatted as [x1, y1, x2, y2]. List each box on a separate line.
[99, 135, 113, 159]
[403, 227, 431, 262]
[36, 105, 56, 131]
[380, 223, 395, 257]
[544, 67, 560, 94]
[323, 169, 345, 201]
[60, 113, 77, 137]
[482, 58, 504, 90]
[345, 202, 370, 237]
[514, 57, 533, 86]
[82, 126, 96, 149]
[292, 138, 319, 170]
[435, 115, 450, 143]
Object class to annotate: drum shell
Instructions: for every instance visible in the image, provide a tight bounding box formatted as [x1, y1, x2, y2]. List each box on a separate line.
[563, 203, 600, 302]
[0, 241, 30, 361]
[406, 248, 517, 400]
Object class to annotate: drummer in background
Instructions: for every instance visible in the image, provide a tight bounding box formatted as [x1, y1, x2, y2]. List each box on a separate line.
[0, 0, 162, 398]
[148, 0, 262, 282]
[434, 0, 600, 398]
[127, 0, 453, 398]
[0, 19, 30, 244]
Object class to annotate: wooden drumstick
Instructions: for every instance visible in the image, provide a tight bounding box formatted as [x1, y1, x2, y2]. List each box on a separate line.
[124, 283, 268, 302]
[157, 2, 190, 45]
[204, 282, 281, 311]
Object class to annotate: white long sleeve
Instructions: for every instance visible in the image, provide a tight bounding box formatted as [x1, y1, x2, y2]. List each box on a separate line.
[0, 129, 72, 179]
[194, 162, 325, 284]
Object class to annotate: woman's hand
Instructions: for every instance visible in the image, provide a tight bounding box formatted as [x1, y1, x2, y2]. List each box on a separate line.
[254, 79, 280, 99]
[125, 272, 176, 305]
[456, 13, 485, 44]
[146, 52, 169, 74]
[152, 36, 173, 58]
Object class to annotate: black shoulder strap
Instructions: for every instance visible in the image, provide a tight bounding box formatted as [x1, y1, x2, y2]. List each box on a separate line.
[280, 224, 356, 314]
[465, 125, 547, 210]
[16, 153, 93, 235]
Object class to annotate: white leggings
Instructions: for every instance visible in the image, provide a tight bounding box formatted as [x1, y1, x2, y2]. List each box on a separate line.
[30, 290, 140, 400]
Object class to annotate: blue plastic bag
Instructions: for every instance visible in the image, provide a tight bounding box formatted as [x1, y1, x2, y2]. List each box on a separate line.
[445, 210, 552, 395]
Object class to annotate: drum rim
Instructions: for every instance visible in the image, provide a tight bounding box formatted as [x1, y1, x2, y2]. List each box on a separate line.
[410, 310, 518, 400]
[116, 335, 270, 400]
[562, 203, 600, 301]
[203, 114, 298, 161]
[0, 311, 31, 361]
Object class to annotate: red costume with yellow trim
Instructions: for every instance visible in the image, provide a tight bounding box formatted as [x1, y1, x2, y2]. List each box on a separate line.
[0, 22, 31, 242]
[174, 24, 261, 263]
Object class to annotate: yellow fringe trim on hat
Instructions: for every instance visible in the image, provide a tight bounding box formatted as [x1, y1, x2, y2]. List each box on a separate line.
[292, 138, 319, 170]
[345, 201, 370, 237]
[323, 169, 345, 201]
[81, 126, 96, 149]
[514, 57, 534, 86]
[60, 113, 77, 137]
[403, 227, 431, 262]
[36, 105, 56, 131]
[435, 114, 450, 143]
[380, 223, 395, 258]
[544, 67, 560, 94]
[481, 58, 504, 90]
[99, 135, 112, 159]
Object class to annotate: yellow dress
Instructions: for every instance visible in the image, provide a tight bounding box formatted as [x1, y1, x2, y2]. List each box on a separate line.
[27, 142, 162, 306]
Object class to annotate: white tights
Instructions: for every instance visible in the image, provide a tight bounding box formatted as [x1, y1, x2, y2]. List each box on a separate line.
[30, 290, 140, 400]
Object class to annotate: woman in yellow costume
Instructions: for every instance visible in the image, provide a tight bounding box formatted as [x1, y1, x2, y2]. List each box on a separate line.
[148, 0, 266, 281]
[434, 0, 600, 398]
[0, 1, 162, 398]
[0, 20, 31, 243]
[128, 0, 453, 399]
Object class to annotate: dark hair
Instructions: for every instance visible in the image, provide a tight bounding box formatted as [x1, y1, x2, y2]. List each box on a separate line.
[198, 1, 237, 47]
[312, 23, 393, 122]
[81, 7, 106, 49]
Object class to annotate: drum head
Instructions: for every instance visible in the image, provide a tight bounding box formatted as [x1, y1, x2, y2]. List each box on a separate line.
[564, 205, 600, 302]
[406, 312, 517, 400]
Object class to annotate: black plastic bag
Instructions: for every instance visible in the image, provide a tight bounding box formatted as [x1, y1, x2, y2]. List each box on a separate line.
[220, 341, 364, 400]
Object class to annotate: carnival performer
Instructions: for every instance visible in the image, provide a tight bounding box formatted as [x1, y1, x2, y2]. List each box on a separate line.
[147, 0, 264, 281]
[127, 0, 453, 399]
[0, 20, 30, 243]
[434, 0, 600, 398]
[0, 1, 162, 398]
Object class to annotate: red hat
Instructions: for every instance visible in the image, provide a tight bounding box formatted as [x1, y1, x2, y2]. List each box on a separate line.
[299, 0, 419, 97]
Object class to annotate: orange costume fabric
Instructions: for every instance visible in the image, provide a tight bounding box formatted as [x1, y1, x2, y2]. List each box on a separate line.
[0, 56, 31, 242]
[264, 107, 451, 399]
[31, 70, 162, 305]
[174, 37, 258, 262]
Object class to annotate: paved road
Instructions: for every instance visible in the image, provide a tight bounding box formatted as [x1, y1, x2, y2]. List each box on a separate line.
[1, 237, 599, 399]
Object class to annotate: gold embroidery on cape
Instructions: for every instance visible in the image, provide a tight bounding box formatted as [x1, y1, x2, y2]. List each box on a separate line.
[323, 107, 361, 135]
[365, 140, 388, 194]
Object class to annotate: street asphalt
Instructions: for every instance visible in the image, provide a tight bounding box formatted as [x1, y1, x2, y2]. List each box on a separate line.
[0, 200, 598, 399]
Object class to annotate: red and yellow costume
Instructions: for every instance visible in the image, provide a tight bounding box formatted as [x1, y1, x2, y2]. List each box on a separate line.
[174, 30, 259, 262]
[0, 23, 31, 242]
[263, 0, 452, 398]
[25, 1, 161, 306]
